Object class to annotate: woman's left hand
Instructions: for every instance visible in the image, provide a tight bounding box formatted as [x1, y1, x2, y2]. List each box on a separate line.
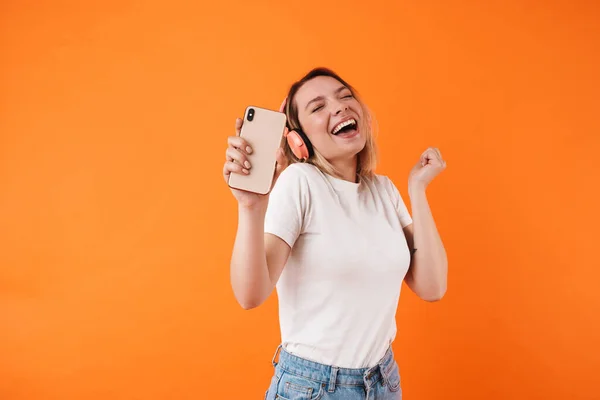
[408, 147, 447, 190]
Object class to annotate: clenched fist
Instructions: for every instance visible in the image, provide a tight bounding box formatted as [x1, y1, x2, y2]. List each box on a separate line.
[408, 147, 446, 190]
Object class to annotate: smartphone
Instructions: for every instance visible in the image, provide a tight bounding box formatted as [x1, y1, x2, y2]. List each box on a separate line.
[228, 106, 287, 195]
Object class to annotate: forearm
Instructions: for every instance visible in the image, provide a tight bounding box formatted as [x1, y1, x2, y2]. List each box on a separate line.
[230, 203, 272, 309]
[407, 184, 448, 301]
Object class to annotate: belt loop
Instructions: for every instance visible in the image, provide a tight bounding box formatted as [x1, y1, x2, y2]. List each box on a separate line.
[379, 345, 392, 386]
[380, 364, 387, 386]
[271, 344, 282, 367]
[328, 366, 339, 392]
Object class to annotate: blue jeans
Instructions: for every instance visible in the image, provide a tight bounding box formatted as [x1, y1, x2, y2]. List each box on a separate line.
[265, 345, 402, 399]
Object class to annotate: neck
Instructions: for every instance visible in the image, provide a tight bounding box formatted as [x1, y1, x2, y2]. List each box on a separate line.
[331, 156, 358, 183]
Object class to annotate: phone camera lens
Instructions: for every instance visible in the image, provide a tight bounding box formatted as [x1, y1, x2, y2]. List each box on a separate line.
[247, 108, 255, 121]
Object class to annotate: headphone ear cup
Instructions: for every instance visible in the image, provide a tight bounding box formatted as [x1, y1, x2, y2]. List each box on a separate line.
[295, 130, 314, 159]
[286, 130, 314, 160]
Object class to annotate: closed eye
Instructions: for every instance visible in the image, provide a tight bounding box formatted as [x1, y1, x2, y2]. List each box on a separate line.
[340, 89, 354, 99]
[312, 105, 324, 113]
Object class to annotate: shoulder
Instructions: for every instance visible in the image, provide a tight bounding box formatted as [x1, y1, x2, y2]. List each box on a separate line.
[365, 173, 404, 201]
[266, 163, 317, 223]
[276, 162, 322, 186]
[367, 173, 396, 191]
[270, 163, 318, 198]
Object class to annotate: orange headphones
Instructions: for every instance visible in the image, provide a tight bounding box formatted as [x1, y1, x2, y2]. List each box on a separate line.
[280, 97, 314, 161]
[286, 128, 314, 161]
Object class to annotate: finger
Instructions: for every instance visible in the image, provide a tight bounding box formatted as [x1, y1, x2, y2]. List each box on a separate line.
[283, 127, 289, 138]
[235, 118, 243, 136]
[226, 147, 252, 169]
[435, 153, 446, 168]
[223, 160, 249, 179]
[431, 148, 445, 166]
[425, 149, 438, 162]
[227, 136, 253, 154]
[421, 148, 440, 166]
[429, 148, 443, 164]
[424, 147, 442, 160]
[427, 150, 446, 169]
[419, 148, 430, 166]
[436, 151, 447, 168]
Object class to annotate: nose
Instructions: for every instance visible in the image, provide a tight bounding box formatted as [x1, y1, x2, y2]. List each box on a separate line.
[333, 100, 349, 115]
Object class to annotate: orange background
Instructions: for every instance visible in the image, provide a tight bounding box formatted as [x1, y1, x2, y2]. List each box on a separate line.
[1, 1, 599, 399]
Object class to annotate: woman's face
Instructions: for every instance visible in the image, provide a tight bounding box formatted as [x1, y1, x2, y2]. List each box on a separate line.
[293, 76, 366, 163]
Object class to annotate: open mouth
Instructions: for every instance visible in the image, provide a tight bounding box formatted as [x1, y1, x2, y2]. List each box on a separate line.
[331, 118, 358, 136]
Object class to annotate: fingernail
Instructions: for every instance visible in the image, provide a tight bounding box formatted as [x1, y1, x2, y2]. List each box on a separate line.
[246, 146, 252, 153]
[242, 168, 249, 174]
[244, 161, 251, 169]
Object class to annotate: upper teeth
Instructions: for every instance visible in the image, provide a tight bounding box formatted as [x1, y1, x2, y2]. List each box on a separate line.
[332, 119, 356, 134]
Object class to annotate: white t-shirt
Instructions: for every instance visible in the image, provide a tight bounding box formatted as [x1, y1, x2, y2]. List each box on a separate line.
[264, 163, 413, 369]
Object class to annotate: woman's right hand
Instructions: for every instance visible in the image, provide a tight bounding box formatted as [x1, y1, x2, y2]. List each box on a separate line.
[223, 117, 289, 209]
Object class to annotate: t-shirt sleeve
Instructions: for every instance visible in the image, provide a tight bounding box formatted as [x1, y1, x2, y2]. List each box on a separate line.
[385, 176, 413, 228]
[264, 165, 309, 248]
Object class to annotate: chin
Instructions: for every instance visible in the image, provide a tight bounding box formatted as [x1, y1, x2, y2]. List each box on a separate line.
[343, 142, 367, 160]
[352, 137, 367, 153]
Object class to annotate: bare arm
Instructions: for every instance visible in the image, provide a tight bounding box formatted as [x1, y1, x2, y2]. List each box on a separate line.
[403, 186, 448, 302]
[229, 204, 291, 310]
[402, 147, 448, 302]
[226, 100, 297, 310]
[224, 115, 292, 310]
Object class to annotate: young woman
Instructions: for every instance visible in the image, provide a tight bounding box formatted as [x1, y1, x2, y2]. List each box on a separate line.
[223, 68, 447, 399]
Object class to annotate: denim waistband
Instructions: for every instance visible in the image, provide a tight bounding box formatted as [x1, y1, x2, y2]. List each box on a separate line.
[272, 344, 397, 389]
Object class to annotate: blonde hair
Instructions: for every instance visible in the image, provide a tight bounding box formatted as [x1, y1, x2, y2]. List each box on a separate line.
[283, 68, 378, 180]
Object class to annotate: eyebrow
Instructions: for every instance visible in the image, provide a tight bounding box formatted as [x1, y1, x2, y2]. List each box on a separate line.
[305, 86, 349, 111]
